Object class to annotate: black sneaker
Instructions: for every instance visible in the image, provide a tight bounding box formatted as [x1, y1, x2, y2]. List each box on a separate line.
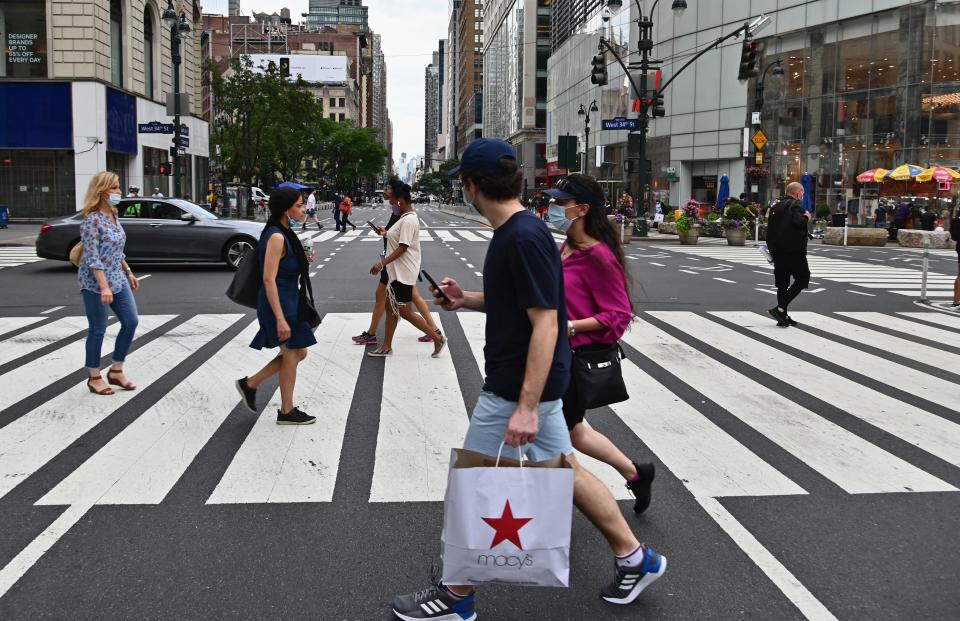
[276, 407, 316, 425]
[390, 577, 476, 621]
[600, 545, 667, 605]
[235, 377, 257, 413]
[767, 307, 789, 327]
[626, 462, 655, 514]
[785, 315, 799, 327]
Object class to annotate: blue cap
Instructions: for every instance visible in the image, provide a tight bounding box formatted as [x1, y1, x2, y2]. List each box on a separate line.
[448, 139, 517, 177]
[543, 176, 605, 208]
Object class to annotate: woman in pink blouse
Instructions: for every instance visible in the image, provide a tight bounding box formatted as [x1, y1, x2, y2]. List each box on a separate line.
[78, 172, 140, 395]
[544, 174, 656, 514]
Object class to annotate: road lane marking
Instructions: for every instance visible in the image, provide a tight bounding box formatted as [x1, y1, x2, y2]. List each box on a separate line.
[455, 230, 485, 241]
[209, 313, 365, 503]
[847, 290, 876, 296]
[0, 317, 45, 337]
[40, 307, 65, 315]
[898, 311, 960, 331]
[370, 313, 471, 502]
[839, 312, 960, 345]
[631, 315, 951, 494]
[0, 315, 240, 502]
[649, 262, 664, 266]
[0, 315, 174, 412]
[713, 278, 736, 283]
[0, 316, 90, 367]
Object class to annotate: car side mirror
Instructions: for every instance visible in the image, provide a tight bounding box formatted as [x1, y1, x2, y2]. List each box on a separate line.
[180, 212, 198, 222]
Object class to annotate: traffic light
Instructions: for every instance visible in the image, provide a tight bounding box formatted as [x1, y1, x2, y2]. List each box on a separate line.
[590, 53, 608, 86]
[651, 93, 665, 118]
[279, 57, 290, 78]
[738, 34, 759, 81]
[557, 135, 578, 170]
[158, 162, 172, 176]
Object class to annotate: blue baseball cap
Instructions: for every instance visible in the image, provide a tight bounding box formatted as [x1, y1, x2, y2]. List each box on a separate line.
[448, 139, 517, 177]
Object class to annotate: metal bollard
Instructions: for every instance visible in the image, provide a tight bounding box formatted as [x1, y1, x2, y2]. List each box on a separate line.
[920, 235, 930, 304]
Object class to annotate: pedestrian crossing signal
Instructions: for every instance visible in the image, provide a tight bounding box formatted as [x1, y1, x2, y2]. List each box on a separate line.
[158, 162, 172, 176]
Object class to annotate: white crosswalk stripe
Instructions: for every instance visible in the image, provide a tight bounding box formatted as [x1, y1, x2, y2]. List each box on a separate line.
[303, 229, 494, 244]
[666, 246, 956, 300]
[0, 247, 43, 270]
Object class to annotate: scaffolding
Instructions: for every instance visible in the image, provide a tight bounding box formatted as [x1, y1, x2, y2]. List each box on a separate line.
[230, 23, 289, 58]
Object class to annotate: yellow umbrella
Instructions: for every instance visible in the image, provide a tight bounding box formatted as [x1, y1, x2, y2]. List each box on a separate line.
[857, 168, 888, 183]
[883, 164, 925, 181]
[916, 166, 960, 183]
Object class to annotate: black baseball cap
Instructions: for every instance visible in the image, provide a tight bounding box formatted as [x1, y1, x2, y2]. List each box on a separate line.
[543, 176, 605, 208]
[448, 139, 517, 177]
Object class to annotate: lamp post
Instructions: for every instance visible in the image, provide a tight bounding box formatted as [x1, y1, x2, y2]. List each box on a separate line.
[163, 1, 191, 199]
[578, 100, 598, 174]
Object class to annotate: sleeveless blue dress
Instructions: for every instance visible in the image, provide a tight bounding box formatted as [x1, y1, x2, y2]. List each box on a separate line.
[249, 226, 318, 350]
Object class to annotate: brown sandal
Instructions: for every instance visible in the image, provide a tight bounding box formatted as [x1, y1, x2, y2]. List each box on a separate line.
[87, 376, 114, 396]
[107, 368, 136, 391]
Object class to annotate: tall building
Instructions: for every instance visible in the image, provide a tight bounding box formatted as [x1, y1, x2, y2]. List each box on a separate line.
[456, 0, 485, 155]
[425, 53, 441, 170]
[0, 0, 209, 217]
[434, 39, 448, 168]
[304, 0, 369, 32]
[484, 0, 551, 196]
[372, 34, 391, 182]
[229, 0, 241, 17]
[445, 1, 460, 157]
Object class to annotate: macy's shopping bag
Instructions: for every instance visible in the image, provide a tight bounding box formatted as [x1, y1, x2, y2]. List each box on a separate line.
[440, 446, 574, 587]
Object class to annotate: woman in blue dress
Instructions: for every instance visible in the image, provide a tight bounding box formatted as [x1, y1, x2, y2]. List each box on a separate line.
[236, 186, 318, 425]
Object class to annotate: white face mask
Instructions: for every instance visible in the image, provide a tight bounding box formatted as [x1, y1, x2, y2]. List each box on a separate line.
[462, 185, 476, 210]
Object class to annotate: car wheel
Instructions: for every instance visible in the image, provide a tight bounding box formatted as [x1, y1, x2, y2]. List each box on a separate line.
[224, 237, 256, 270]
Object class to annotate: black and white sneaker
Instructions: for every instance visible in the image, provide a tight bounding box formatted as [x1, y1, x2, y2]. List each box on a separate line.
[601, 545, 667, 605]
[767, 307, 789, 328]
[626, 461, 655, 514]
[390, 572, 476, 621]
[276, 407, 316, 425]
[235, 377, 257, 413]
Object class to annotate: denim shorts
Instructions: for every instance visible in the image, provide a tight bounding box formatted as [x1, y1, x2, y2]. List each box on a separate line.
[463, 391, 574, 462]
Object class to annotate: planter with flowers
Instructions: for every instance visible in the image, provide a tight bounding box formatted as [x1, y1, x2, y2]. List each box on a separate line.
[723, 203, 751, 246]
[746, 166, 770, 181]
[607, 197, 637, 244]
[676, 199, 701, 245]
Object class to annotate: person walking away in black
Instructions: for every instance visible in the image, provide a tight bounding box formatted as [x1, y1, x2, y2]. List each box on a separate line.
[236, 187, 318, 425]
[920, 207, 937, 231]
[333, 193, 344, 231]
[874, 202, 886, 228]
[767, 182, 811, 327]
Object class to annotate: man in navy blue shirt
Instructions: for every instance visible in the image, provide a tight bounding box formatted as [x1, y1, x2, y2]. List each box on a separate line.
[389, 140, 666, 620]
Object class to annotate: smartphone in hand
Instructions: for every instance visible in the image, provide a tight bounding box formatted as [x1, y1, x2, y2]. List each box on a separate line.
[421, 270, 451, 305]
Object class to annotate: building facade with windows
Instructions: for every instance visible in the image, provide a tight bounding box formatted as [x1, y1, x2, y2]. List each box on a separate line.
[425, 53, 441, 170]
[0, 0, 209, 218]
[483, 0, 552, 195]
[456, 0, 485, 155]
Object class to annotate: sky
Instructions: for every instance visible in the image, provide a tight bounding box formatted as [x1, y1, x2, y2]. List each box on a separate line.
[210, 0, 449, 164]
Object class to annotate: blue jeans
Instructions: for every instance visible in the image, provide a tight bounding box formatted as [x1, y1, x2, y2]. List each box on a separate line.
[463, 391, 573, 462]
[81, 286, 139, 369]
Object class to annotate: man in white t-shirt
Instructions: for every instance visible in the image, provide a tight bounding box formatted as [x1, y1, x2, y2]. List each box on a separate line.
[368, 182, 445, 358]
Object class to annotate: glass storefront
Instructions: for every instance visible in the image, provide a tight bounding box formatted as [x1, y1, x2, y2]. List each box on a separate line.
[755, 3, 960, 214]
[142, 147, 169, 197]
[0, 150, 75, 218]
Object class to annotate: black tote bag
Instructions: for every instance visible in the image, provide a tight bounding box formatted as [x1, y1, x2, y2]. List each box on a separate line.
[570, 343, 629, 410]
[225, 247, 260, 309]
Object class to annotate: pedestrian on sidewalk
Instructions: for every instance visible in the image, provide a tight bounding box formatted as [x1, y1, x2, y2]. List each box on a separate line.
[353, 180, 443, 347]
[78, 172, 141, 396]
[766, 182, 811, 327]
[545, 173, 656, 514]
[366, 182, 445, 358]
[236, 186, 318, 425]
[390, 139, 666, 620]
[339, 196, 357, 231]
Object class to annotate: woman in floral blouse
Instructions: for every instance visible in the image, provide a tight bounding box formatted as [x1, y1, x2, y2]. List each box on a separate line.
[78, 172, 141, 395]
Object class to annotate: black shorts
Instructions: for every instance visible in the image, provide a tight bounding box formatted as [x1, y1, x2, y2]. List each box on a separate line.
[380, 267, 389, 285]
[389, 280, 413, 304]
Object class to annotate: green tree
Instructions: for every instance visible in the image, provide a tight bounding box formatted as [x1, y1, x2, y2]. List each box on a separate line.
[414, 171, 444, 195]
[317, 122, 388, 193]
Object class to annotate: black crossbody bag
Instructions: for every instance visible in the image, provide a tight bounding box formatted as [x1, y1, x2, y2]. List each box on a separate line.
[570, 342, 629, 410]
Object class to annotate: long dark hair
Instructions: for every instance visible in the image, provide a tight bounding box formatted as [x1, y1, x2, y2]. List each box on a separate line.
[565, 173, 634, 310]
[264, 186, 308, 275]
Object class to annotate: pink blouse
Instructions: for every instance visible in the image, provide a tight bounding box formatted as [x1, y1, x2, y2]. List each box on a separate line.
[562, 242, 633, 349]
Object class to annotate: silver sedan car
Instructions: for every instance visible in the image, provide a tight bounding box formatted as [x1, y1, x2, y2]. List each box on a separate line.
[36, 198, 264, 270]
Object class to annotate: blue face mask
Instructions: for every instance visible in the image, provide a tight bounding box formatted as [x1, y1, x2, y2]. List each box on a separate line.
[107, 194, 122, 207]
[288, 218, 298, 228]
[547, 202, 578, 233]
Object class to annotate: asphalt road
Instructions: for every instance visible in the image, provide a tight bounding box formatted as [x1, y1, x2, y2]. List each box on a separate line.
[0, 205, 958, 620]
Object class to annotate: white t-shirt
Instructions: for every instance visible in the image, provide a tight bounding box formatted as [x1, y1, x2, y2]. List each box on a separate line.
[307, 194, 317, 211]
[386, 211, 421, 286]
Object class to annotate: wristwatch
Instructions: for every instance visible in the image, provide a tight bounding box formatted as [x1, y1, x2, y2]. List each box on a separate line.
[568, 323, 576, 338]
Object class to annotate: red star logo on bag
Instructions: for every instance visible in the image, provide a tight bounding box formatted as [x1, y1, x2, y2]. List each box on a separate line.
[482, 500, 532, 550]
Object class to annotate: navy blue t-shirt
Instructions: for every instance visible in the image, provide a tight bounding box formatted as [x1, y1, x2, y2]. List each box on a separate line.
[482, 210, 570, 402]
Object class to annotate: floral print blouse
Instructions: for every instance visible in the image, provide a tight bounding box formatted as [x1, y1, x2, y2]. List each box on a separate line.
[78, 211, 128, 294]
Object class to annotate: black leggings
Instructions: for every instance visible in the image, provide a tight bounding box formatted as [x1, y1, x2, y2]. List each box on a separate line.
[774, 254, 810, 311]
[340, 213, 355, 229]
